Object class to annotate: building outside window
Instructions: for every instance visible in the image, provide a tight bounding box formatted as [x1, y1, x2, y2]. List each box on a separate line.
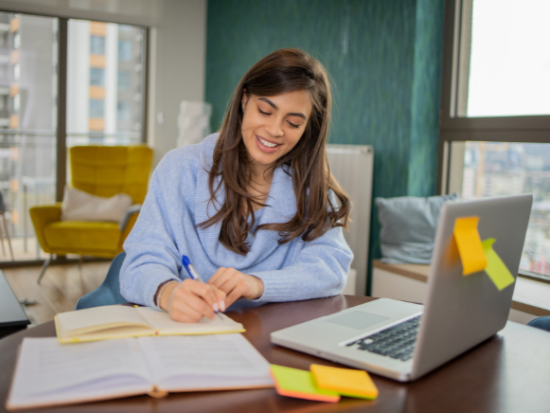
[68, 20, 145, 145]
[90, 35, 105, 55]
[440, 0, 550, 280]
[117, 101, 131, 121]
[89, 99, 104, 118]
[117, 40, 132, 61]
[117, 70, 131, 90]
[89, 67, 104, 86]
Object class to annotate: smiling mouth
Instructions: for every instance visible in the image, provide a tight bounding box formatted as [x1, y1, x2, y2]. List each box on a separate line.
[257, 136, 279, 148]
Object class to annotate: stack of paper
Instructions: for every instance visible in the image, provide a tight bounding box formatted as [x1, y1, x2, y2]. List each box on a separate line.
[177, 101, 212, 147]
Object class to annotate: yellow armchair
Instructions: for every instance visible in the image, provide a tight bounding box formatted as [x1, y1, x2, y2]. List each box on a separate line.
[30, 145, 153, 284]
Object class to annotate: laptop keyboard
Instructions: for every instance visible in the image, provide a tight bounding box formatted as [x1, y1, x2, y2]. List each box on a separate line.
[346, 316, 421, 361]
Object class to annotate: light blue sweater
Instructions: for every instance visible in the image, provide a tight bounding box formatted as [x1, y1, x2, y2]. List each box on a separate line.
[120, 134, 353, 309]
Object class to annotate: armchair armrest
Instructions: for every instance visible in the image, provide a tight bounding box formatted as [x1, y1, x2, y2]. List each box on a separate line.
[118, 204, 141, 252]
[119, 204, 142, 232]
[29, 203, 62, 253]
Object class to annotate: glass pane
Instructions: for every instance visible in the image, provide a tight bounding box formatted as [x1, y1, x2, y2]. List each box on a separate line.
[461, 0, 550, 117]
[0, 13, 58, 262]
[67, 20, 145, 147]
[449, 141, 550, 278]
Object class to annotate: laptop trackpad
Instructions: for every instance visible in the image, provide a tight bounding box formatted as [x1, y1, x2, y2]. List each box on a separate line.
[325, 311, 390, 330]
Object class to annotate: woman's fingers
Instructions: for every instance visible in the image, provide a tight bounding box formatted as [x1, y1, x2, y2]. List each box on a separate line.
[168, 279, 226, 321]
[169, 299, 204, 323]
[207, 268, 264, 308]
[225, 282, 248, 308]
[213, 288, 227, 312]
[208, 267, 231, 288]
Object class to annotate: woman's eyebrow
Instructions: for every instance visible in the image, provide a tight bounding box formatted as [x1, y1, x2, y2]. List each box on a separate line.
[258, 97, 307, 120]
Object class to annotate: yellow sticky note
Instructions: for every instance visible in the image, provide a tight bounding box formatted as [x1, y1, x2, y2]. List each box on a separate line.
[270, 365, 340, 403]
[453, 217, 487, 275]
[481, 238, 515, 291]
[311, 364, 378, 400]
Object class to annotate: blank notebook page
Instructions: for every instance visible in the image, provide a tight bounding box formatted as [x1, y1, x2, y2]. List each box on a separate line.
[138, 334, 273, 391]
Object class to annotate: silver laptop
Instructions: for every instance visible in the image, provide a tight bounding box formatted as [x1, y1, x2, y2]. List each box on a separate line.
[271, 195, 533, 382]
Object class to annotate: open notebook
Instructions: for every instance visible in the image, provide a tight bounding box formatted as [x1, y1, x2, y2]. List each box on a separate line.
[55, 305, 244, 343]
[6, 334, 273, 410]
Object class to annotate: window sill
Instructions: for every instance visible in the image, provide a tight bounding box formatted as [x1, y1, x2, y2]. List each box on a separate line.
[372, 260, 550, 317]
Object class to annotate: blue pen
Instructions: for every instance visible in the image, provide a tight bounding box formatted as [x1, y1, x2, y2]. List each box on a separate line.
[182, 255, 224, 320]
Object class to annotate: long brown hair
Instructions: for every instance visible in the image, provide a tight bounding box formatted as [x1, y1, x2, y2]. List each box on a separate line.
[199, 48, 351, 255]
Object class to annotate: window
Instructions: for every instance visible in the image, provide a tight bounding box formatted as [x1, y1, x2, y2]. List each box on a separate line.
[117, 70, 131, 90]
[89, 99, 104, 118]
[440, 0, 550, 280]
[0, 14, 147, 264]
[11, 94, 19, 113]
[89, 68, 104, 86]
[461, 0, 550, 118]
[117, 101, 131, 121]
[0, 12, 59, 263]
[118, 40, 132, 61]
[90, 35, 105, 55]
[13, 63, 20, 81]
[68, 20, 146, 146]
[12, 32, 20, 49]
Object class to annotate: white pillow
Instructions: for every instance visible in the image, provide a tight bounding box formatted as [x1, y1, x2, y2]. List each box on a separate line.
[61, 186, 133, 223]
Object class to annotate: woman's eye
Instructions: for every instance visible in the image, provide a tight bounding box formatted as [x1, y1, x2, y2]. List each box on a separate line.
[288, 121, 300, 129]
[258, 108, 270, 115]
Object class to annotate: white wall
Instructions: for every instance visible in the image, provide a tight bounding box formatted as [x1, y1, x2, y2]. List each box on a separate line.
[148, 0, 207, 166]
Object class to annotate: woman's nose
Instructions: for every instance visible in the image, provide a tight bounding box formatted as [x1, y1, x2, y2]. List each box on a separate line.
[266, 117, 284, 137]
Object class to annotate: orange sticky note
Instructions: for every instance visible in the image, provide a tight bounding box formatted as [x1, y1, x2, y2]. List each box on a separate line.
[481, 238, 515, 291]
[270, 365, 340, 403]
[453, 217, 487, 275]
[311, 364, 378, 400]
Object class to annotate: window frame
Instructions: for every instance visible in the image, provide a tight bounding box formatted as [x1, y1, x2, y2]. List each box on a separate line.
[438, 0, 550, 283]
[0, 9, 149, 268]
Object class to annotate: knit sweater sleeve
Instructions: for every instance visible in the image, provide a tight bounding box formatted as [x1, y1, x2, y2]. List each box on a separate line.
[119, 148, 195, 308]
[251, 225, 354, 302]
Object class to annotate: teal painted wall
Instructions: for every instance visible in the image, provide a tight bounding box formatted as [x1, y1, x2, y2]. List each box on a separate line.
[205, 0, 446, 294]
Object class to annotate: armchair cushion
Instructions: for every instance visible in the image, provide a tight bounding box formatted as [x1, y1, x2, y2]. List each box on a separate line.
[44, 221, 121, 254]
[61, 186, 132, 223]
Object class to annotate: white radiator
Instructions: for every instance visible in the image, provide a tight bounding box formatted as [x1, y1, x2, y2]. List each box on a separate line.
[327, 144, 374, 296]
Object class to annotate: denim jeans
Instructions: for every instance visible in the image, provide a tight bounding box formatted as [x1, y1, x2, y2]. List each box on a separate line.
[527, 316, 550, 332]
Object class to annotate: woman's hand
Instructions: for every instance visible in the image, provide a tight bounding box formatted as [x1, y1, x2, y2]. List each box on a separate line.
[207, 267, 264, 308]
[157, 279, 226, 323]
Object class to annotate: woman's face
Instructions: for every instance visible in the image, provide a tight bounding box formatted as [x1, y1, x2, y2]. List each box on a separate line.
[241, 90, 313, 173]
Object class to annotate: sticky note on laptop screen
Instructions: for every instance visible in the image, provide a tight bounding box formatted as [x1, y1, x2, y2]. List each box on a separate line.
[453, 216, 487, 275]
[481, 238, 515, 291]
[269, 365, 340, 403]
[310, 364, 378, 400]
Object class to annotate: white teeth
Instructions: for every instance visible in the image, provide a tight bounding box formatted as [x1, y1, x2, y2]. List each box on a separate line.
[258, 136, 277, 148]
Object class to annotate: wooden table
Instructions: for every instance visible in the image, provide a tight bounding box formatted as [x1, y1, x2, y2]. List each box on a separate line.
[2, 295, 550, 413]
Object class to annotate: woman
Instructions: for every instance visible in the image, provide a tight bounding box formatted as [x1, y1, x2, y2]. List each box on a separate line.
[120, 48, 353, 322]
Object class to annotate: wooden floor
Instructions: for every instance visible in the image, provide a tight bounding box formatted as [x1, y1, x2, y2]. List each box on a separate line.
[3, 262, 110, 326]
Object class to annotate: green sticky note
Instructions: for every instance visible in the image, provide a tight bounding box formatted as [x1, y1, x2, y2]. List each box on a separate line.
[270, 365, 340, 402]
[481, 238, 515, 291]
